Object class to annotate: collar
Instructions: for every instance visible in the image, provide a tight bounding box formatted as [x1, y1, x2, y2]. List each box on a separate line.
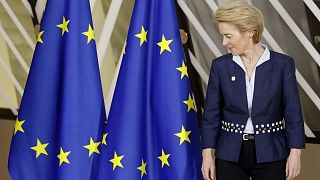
[232, 45, 270, 68]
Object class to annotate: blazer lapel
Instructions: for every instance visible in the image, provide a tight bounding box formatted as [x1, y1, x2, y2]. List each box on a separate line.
[232, 62, 249, 114]
[251, 60, 272, 116]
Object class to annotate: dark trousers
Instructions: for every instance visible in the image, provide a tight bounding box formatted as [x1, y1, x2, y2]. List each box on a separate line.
[215, 139, 286, 180]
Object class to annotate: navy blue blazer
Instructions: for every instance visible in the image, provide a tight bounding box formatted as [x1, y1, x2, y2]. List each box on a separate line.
[201, 51, 305, 163]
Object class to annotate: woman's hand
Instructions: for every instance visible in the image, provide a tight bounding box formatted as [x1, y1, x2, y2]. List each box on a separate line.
[286, 148, 302, 180]
[202, 148, 215, 180]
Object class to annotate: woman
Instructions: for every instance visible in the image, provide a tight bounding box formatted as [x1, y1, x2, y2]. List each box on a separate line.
[201, 1, 305, 180]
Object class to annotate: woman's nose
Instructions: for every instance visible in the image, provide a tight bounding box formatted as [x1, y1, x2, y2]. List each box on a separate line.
[222, 37, 229, 46]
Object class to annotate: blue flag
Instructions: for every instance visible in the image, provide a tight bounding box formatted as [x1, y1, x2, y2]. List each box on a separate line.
[8, 0, 106, 179]
[97, 0, 202, 179]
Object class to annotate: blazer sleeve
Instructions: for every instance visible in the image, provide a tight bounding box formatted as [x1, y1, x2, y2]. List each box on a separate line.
[201, 60, 223, 149]
[282, 58, 305, 149]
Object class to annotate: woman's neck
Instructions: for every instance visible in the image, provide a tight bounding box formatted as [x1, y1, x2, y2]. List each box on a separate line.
[240, 43, 264, 65]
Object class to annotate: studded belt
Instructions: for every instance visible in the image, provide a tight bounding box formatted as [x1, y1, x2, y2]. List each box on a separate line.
[221, 120, 285, 135]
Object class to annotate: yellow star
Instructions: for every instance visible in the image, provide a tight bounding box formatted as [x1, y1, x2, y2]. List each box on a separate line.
[30, 139, 49, 158]
[137, 159, 147, 178]
[157, 149, 170, 168]
[56, 16, 70, 36]
[82, 24, 95, 44]
[174, 125, 192, 145]
[83, 137, 100, 157]
[135, 26, 148, 46]
[57, 147, 71, 166]
[109, 151, 124, 171]
[176, 61, 188, 79]
[14, 118, 25, 135]
[37, 31, 44, 43]
[183, 94, 196, 112]
[101, 133, 108, 145]
[157, 34, 173, 55]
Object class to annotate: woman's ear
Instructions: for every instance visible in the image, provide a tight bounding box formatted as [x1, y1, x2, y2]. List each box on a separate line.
[248, 30, 254, 38]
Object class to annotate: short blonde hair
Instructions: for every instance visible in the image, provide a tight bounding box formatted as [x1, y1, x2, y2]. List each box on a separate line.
[214, 0, 264, 44]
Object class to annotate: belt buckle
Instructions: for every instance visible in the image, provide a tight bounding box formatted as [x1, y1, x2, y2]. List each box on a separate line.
[243, 134, 249, 141]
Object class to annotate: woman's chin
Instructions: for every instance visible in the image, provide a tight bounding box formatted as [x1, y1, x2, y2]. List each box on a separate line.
[228, 48, 239, 55]
[230, 51, 240, 56]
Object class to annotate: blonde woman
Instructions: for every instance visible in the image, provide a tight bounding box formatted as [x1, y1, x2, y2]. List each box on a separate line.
[201, 1, 305, 180]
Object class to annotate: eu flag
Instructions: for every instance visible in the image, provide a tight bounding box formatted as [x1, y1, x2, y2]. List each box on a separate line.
[97, 0, 202, 179]
[8, 0, 106, 179]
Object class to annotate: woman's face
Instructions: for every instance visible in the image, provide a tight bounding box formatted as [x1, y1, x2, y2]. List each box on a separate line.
[218, 22, 253, 56]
